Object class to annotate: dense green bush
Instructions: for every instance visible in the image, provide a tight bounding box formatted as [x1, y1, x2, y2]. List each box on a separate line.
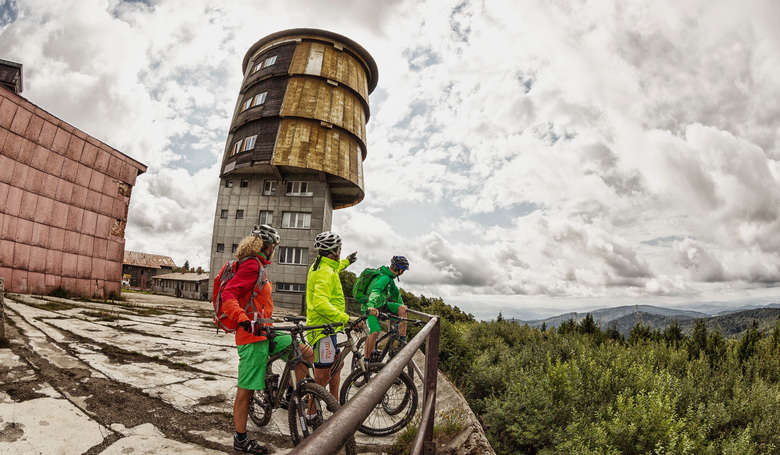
[438, 316, 780, 455]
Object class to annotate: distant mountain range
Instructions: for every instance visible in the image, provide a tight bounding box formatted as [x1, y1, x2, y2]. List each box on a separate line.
[513, 304, 780, 337]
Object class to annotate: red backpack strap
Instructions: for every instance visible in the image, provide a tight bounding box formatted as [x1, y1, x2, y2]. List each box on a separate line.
[243, 256, 273, 325]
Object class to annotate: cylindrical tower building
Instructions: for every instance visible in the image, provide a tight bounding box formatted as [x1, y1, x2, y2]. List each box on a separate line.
[209, 28, 378, 309]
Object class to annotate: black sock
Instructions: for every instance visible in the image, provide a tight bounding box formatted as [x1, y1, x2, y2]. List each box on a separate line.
[235, 431, 247, 441]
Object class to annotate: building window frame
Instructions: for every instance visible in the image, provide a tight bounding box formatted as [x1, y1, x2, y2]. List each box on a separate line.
[243, 135, 257, 152]
[263, 180, 277, 195]
[277, 282, 305, 293]
[286, 181, 313, 196]
[282, 211, 311, 229]
[225, 180, 233, 188]
[259, 210, 273, 225]
[231, 243, 238, 253]
[236, 209, 245, 220]
[278, 247, 308, 265]
[220, 209, 228, 219]
[240, 180, 249, 188]
[216, 243, 225, 253]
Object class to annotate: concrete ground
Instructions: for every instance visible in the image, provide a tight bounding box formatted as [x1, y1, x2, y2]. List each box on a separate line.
[0, 291, 492, 455]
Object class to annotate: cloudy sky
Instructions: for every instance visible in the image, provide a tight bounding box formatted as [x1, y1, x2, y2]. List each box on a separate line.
[2, 0, 780, 319]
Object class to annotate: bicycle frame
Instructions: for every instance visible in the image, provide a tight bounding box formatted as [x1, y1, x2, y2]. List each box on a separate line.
[329, 316, 368, 380]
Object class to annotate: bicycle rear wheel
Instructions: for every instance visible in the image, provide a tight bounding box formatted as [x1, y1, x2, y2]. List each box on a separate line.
[288, 382, 357, 455]
[339, 363, 418, 436]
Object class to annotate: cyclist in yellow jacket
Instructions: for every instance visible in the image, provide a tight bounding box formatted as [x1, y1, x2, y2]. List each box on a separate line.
[305, 231, 357, 398]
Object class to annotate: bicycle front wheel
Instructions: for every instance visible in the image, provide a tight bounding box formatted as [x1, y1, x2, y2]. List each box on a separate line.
[248, 390, 272, 427]
[339, 363, 419, 436]
[288, 382, 357, 455]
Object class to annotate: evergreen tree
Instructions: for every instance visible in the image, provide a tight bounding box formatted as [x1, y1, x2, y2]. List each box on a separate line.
[578, 313, 598, 334]
[183, 260, 190, 272]
[663, 321, 685, 348]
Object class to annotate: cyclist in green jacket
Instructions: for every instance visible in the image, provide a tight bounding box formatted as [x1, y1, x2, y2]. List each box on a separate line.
[305, 231, 357, 398]
[361, 256, 410, 363]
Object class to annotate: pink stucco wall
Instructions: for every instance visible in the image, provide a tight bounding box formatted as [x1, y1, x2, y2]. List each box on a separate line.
[0, 87, 146, 298]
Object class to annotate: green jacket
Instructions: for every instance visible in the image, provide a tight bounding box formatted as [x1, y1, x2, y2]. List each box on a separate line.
[306, 255, 351, 346]
[362, 266, 403, 312]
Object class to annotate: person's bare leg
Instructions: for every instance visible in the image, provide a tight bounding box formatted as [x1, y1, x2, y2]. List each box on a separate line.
[399, 305, 408, 338]
[234, 387, 252, 432]
[295, 344, 313, 383]
[364, 332, 378, 361]
[328, 359, 343, 399]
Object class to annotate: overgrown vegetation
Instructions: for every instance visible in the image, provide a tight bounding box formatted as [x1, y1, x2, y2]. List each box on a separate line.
[389, 407, 469, 455]
[442, 314, 780, 455]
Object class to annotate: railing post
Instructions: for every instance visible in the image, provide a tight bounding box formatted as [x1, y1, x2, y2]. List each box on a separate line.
[0, 277, 5, 341]
[422, 316, 440, 454]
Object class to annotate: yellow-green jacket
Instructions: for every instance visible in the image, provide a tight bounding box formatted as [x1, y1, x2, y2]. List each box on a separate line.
[305, 255, 351, 346]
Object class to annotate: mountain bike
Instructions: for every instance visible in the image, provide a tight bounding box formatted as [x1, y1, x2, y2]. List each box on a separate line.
[248, 315, 356, 454]
[351, 312, 425, 380]
[337, 313, 421, 436]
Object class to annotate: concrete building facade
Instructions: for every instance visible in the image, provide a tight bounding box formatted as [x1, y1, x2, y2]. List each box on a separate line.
[0, 60, 147, 298]
[209, 29, 377, 309]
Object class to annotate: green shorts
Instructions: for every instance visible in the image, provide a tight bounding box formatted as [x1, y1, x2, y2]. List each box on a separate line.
[237, 332, 293, 390]
[366, 301, 403, 334]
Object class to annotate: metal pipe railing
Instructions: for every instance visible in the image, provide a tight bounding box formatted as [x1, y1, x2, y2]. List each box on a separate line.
[289, 315, 441, 454]
[412, 392, 436, 455]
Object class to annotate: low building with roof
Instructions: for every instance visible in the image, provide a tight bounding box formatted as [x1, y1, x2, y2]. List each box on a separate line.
[151, 272, 209, 300]
[122, 250, 176, 290]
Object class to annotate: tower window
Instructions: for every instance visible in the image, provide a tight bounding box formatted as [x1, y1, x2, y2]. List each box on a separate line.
[243, 135, 257, 152]
[220, 209, 228, 219]
[240, 180, 249, 188]
[216, 243, 224, 253]
[236, 210, 244, 219]
[265, 55, 277, 67]
[286, 181, 312, 196]
[231, 140, 242, 156]
[259, 210, 273, 225]
[263, 180, 277, 195]
[225, 180, 233, 188]
[231, 244, 238, 253]
[241, 91, 267, 111]
[279, 247, 308, 265]
[277, 282, 305, 293]
[282, 212, 311, 229]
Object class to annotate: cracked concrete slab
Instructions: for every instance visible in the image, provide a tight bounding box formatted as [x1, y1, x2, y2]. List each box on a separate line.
[0, 348, 35, 382]
[101, 423, 223, 455]
[0, 397, 108, 454]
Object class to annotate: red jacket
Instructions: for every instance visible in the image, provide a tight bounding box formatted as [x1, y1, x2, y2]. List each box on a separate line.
[221, 254, 274, 346]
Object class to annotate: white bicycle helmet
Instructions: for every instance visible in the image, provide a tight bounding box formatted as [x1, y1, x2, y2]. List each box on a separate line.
[252, 224, 280, 245]
[314, 231, 342, 252]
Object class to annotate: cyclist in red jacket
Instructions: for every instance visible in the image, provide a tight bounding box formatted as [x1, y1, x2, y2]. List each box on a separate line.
[221, 225, 313, 454]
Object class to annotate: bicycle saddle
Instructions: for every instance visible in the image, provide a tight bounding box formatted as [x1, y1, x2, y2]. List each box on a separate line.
[283, 315, 307, 322]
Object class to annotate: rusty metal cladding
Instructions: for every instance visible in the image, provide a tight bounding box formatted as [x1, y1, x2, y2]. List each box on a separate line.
[289, 316, 440, 455]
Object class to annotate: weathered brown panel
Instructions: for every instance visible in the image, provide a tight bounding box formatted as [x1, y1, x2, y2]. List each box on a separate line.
[320, 46, 369, 102]
[289, 41, 311, 75]
[273, 119, 363, 193]
[280, 78, 366, 144]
